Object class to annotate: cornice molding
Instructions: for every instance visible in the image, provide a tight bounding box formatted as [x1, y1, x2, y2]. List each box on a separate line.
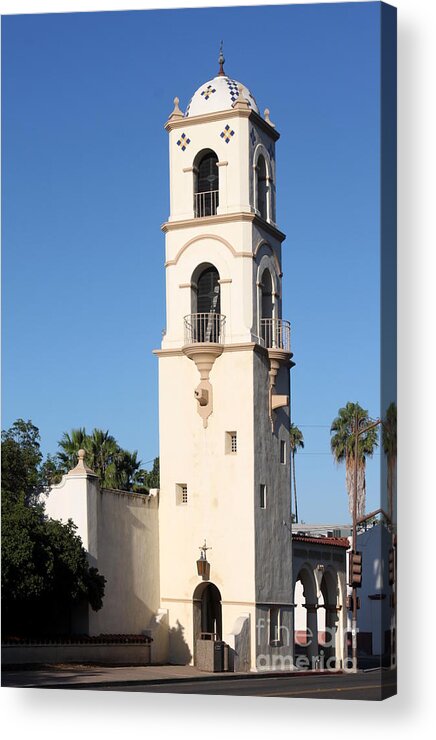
[153, 342, 268, 358]
[162, 211, 286, 243]
[164, 108, 280, 141]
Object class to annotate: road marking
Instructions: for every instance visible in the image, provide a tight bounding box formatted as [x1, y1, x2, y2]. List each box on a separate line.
[258, 682, 397, 697]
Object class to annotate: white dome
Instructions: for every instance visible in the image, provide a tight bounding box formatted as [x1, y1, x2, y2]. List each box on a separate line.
[185, 74, 259, 118]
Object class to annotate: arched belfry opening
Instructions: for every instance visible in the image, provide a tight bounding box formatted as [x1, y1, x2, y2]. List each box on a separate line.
[189, 263, 222, 343]
[196, 265, 221, 315]
[194, 149, 219, 217]
[257, 154, 268, 220]
[260, 268, 273, 320]
[260, 267, 274, 346]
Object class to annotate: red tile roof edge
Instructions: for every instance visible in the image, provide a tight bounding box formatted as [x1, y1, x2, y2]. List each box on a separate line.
[292, 534, 350, 548]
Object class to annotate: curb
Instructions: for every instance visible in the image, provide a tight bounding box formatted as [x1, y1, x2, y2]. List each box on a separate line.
[14, 669, 345, 690]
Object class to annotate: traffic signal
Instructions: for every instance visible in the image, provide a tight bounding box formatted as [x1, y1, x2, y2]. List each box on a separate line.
[388, 548, 395, 585]
[346, 593, 360, 610]
[349, 551, 363, 587]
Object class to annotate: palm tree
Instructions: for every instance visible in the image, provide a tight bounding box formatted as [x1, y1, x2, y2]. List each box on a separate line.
[289, 424, 304, 524]
[330, 402, 379, 520]
[106, 449, 141, 491]
[382, 402, 397, 521]
[85, 429, 118, 487]
[57, 428, 88, 472]
[57, 427, 143, 492]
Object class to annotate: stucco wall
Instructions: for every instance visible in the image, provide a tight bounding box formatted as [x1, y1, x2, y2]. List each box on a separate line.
[356, 523, 393, 655]
[158, 347, 257, 647]
[44, 477, 160, 638]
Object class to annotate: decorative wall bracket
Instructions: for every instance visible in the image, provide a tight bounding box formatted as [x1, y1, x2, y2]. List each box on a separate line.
[182, 343, 223, 427]
[267, 348, 292, 430]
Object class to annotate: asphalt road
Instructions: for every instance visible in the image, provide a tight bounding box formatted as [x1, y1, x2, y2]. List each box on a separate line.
[87, 670, 397, 700]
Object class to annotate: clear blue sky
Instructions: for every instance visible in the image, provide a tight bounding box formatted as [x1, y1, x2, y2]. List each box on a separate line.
[2, 2, 383, 523]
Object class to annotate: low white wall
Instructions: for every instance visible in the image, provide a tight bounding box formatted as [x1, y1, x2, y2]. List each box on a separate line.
[2, 643, 151, 666]
[44, 476, 161, 640]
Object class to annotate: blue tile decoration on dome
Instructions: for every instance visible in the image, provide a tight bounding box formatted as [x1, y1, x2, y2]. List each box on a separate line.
[220, 124, 235, 144]
[250, 128, 256, 147]
[200, 85, 217, 101]
[226, 78, 240, 104]
[184, 98, 192, 117]
[176, 133, 191, 151]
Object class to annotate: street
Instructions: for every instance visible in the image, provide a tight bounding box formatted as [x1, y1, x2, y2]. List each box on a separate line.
[67, 669, 396, 700]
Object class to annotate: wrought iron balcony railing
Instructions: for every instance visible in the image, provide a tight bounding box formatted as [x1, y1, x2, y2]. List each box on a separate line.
[260, 318, 291, 352]
[194, 190, 219, 218]
[184, 313, 226, 345]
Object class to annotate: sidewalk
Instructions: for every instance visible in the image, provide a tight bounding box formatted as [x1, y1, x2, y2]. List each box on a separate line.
[1, 663, 343, 690]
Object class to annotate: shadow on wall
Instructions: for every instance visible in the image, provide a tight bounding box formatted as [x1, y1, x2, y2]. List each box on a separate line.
[169, 620, 192, 665]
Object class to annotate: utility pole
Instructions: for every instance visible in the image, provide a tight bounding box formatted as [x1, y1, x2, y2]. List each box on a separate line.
[349, 411, 381, 672]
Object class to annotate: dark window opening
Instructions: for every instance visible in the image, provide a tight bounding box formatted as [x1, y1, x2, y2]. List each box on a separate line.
[195, 151, 219, 217]
[257, 155, 268, 220]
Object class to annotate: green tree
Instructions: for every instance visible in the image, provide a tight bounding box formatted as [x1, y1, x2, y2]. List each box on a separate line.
[1, 419, 44, 504]
[1, 420, 106, 637]
[134, 457, 160, 492]
[330, 402, 379, 520]
[85, 428, 118, 485]
[382, 402, 397, 520]
[106, 449, 141, 491]
[289, 424, 304, 524]
[56, 428, 142, 492]
[56, 428, 88, 472]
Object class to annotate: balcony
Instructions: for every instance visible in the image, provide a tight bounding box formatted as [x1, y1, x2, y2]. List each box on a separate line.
[260, 318, 291, 352]
[194, 190, 219, 218]
[184, 313, 226, 345]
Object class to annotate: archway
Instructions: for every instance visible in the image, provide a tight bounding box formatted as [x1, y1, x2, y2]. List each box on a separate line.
[319, 569, 340, 666]
[293, 565, 319, 667]
[193, 582, 222, 656]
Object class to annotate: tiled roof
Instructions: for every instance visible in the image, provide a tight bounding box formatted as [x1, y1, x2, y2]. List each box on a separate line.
[292, 534, 350, 549]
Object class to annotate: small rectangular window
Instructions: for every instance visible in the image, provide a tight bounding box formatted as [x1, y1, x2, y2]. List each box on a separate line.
[269, 607, 281, 645]
[280, 440, 286, 464]
[176, 483, 188, 505]
[225, 431, 237, 454]
[260, 484, 267, 509]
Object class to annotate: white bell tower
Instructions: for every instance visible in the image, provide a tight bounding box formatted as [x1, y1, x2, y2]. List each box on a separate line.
[155, 49, 295, 671]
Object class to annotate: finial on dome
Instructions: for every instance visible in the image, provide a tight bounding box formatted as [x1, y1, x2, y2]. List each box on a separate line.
[264, 108, 276, 128]
[218, 40, 225, 76]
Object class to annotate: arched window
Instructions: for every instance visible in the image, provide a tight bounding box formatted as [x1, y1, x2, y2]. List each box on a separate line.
[257, 154, 268, 220]
[192, 264, 221, 342]
[196, 265, 221, 315]
[194, 150, 219, 217]
[261, 268, 273, 320]
[260, 268, 274, 346]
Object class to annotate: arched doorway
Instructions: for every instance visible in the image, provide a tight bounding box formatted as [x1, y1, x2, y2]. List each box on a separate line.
[193, 582, 222, 664]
